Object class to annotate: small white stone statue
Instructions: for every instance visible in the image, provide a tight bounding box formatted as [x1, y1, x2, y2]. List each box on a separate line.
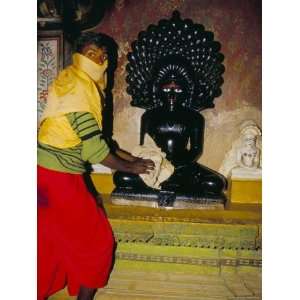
[132, 134, 174, 189]
[219, 120, 262, 179]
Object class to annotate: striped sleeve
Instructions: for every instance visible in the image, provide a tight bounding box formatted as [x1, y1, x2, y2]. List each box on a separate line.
[66, 112, 110, 163]
[81, 135, 110, 163]
[67, 112, 102, 141]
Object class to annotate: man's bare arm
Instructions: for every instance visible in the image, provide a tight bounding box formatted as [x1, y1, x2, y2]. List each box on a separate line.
[101, 153, 154, 174]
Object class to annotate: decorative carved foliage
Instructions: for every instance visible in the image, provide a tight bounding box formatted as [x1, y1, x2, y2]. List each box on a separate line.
[111, 221, 261, 250]
[37, 35, 63, 121]
[126, 10, 225, 111]
[116, 252, 262, 268]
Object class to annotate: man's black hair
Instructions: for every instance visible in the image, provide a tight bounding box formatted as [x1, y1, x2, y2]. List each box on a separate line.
[75, 32, 112, 53]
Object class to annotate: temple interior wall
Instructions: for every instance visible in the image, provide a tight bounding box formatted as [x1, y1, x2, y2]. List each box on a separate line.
[94, 0, 261, 171]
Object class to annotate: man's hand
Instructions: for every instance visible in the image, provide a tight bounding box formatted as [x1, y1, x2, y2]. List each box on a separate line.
[115, 149, 138, 162]
[101, 153, 154, 175]
[131, 156, 144, 162]
[130, 158, 155, 175]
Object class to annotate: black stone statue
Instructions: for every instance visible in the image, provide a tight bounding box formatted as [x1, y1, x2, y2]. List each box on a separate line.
[111, 11, 227, 208]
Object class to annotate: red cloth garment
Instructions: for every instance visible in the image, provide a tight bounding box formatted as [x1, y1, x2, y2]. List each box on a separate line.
[37, 165, 114, 300]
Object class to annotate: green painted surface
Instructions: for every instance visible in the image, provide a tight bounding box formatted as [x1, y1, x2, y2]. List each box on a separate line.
[116, 243, 220, 258]
[113, 259, 220, 275]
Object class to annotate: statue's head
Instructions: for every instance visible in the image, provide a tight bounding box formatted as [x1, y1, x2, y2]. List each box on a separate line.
[240, 146, 258, 168]
[159, 81, 184, 111]
[152, 56, 195, 111]
[238, 120, 261, 169]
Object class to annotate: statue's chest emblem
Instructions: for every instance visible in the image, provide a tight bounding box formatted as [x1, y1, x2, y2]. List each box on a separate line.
[157, 123, 186, 134]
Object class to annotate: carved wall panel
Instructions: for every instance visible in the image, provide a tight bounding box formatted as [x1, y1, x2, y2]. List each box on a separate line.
[37, 31, 63, 122]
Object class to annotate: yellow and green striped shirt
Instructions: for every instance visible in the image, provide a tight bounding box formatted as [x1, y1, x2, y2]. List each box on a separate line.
[37, 112, 109, 173]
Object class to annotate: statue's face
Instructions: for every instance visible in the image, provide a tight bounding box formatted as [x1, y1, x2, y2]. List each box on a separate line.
[240, 134, 258, 168]
[241, 148, 257, 168]
[82, 43, 108, 65]
[159, 80, 186, 111]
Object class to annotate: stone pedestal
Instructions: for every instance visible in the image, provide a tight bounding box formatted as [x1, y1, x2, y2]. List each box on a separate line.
[229, 178, 262, 204]
[111, 190, 225, 210]
[229, 167, 262, 204]
[90, 172, 115, 194]
[91, 173, 226, 210]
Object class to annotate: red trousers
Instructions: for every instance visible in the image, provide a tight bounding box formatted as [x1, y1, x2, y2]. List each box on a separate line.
[37, 166, 114, 300]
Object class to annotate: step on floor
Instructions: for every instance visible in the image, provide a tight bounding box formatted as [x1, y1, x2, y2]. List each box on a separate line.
[49, 270, 261, 300]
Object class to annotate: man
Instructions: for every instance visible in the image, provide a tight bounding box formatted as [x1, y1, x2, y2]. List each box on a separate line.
[37, 32, 154, 300]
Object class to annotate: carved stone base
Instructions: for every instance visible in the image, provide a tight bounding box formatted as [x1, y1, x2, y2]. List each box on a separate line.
[111, 189, 225, 210]
[229, 178, 262, 204]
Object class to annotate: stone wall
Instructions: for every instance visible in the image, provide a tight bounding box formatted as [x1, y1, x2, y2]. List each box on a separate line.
[96, 0, 261, 171]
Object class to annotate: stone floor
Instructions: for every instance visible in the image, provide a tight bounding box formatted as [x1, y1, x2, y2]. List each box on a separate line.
[50, 269, 261, 300]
